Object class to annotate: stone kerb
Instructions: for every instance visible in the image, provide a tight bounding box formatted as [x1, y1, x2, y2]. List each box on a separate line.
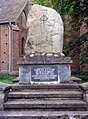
[0, 83, 11, 110]
[80, 83, 88, 102]
[80, 82, 88, 109]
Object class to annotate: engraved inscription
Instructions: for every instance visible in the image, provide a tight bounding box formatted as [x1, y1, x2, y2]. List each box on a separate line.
[31, 65, 58, 82]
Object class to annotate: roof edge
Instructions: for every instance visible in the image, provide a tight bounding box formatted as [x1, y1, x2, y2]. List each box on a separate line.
[15, 0, 28, 22]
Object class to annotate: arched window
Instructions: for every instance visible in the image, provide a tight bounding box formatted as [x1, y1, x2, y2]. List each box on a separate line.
[21, 37, 25, 55]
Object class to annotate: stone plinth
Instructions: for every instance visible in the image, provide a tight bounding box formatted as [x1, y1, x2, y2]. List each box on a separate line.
[18, 53, 72, 84]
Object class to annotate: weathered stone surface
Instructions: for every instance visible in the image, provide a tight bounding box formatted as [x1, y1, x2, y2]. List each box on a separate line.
[12, 77, 19, 84]
[80, 83, 88, 103]
[2, 83, 88, 116]
[25, 4, 63, 54]
[0, 111, 88, 119]
[0, 83, 10, 110]
[71, 77, 82, 84]
[24, 53, 71, 64]
[11, 83, 80, 91]
[4, 99, 87, 111]
[18, 53, 71, 84]
[19, 64, 71, 84]
[8, 90, 82, 99]
[0, 91, 4, 110]
[18, 53, 72, 65]
[0, 82, 10, 91]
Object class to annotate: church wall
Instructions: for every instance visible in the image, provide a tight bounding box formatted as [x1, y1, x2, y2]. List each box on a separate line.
[0, 24, 9, 74]
[11, 5, 28, 74]
[0, 3, 29, 75]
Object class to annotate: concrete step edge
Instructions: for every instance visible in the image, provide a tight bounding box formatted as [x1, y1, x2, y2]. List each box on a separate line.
[0, 110, 88, 117]
[11, 84, 80, 90]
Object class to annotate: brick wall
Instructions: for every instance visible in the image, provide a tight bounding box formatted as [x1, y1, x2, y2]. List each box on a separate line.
[0, 3, 28, 74]
[65, 16, 88, 74]
[11, 4, 28, 74]
[0, 24, 9, 73]
[71, 55, 80, 73]
[12, 29, 20, 72]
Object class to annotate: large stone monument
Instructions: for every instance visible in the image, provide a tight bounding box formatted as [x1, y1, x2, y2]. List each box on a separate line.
[18, 4, 72, 84]
[25, 4, 63, 54]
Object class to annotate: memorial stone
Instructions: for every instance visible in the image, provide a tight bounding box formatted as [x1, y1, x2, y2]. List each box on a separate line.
[18, 4, 72, 84]
[25, 4, 63, 54]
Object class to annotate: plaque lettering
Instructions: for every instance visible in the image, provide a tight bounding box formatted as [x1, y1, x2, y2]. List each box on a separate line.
[31, 65, 58, 82]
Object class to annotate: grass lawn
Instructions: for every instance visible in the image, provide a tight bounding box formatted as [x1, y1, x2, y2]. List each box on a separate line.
[0, 75, 17, 84]
[0, 74, 88, 84]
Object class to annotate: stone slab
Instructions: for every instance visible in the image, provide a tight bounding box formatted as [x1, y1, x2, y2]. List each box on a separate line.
[0, 83, 11, 110]
[4, 99, 87, 111]
[80, 82, 88, 90]
[19, 64, 71, 84]
[18, 53, 72, 64]
[11, 83, 80, 91]
[18, 53, 72, 84]
[8, 91, 82, 99]
[0, 111, 88, 119]
[0, 82, 10, 91]
[71, 77, 82, 84]
[12, 77, 19, 84]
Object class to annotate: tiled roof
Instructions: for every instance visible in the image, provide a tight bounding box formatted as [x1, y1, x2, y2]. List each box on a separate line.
[0, 0, 28, 24]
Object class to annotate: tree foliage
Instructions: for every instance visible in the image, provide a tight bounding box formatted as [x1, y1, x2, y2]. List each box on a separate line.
[63, 32, 88, 56]
[36, 0, 88, 65]
[36, 0, 75, 15]
[36, 0, 88, 28]
[35, 0, 52, 7]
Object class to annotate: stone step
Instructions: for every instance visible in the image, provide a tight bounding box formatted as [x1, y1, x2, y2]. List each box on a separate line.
[13, 88, 80, 92]
[8, 90, 83, 99]
[11, 84, 80, 91]
[1, 110, 88, 119]
[0, 110, 88, 119]
[4, 99, 87, 111]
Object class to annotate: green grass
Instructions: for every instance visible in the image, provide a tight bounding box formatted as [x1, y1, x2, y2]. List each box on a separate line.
[0, 74, 88, 84]
[0, 75, 17, 84]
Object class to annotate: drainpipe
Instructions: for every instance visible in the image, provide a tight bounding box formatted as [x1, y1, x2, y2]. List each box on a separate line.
[8, 22, 12, 74]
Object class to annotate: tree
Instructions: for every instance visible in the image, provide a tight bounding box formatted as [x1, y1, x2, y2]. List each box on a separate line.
[36, 0, 88, 29]
[36, 0, 88, 66]
[36, 0, 75, 16]
[35, 0, 52, 7]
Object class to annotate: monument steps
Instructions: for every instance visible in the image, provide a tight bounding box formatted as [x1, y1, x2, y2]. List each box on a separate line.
[3, 84, 87, 112]
[4, 99, 87, 111]
[11, 84, 80, 91]
[8, 98, 82, 101]
[7, 90, 83, 99]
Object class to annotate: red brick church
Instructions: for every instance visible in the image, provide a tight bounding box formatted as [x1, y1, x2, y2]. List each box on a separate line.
[0, 0, 33, 75]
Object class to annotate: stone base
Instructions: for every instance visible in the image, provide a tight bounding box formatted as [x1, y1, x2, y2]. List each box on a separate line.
[19, 64, 71, 84]
[18, 53, 72, 84]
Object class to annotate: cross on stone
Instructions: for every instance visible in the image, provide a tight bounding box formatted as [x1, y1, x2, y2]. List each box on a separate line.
[40, 10, 49, 21]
